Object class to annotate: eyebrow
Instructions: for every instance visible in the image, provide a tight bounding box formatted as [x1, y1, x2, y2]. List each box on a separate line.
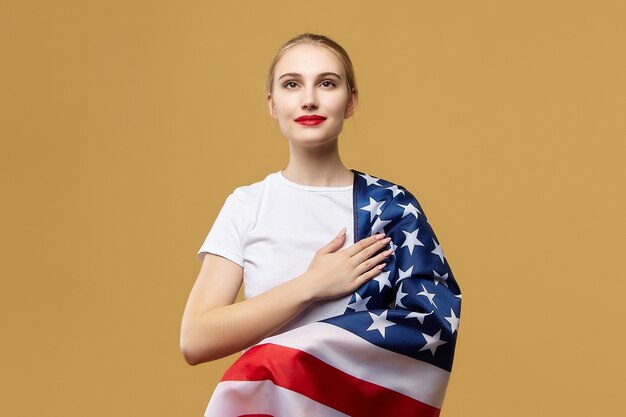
[278, 72, 342, 81]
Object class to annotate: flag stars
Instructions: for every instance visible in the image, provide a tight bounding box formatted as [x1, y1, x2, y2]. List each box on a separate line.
[405, 310, 433, 324]
[432, 270, 449, 287]
[373, 270, 392, 292]
[389, 240, 398, 258]
[417, 283, 438, 309]
[385, 184, 405, 198]
[444, 309, 460, 334]
[419, 329, 447, 355]
[361, 197, 386, 222]
[367, 310, 395, 338]
[397, 202, 421, 220]
[395, 282, 408, 309]
[347, 293, 371, 312]
[359, 173, 382, 187]
[395, 265, 413, 286]
[371, 216, 391, 235]
[401, 228, 424, 255]
[431, 238, 445, 264]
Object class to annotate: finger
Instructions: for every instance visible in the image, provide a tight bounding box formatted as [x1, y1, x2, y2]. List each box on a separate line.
[351, 236, 392, 265]
[318, 227, 347, 254]
[353, 248, 392, 277]
[342, 233, 386, 257]
[353, 262, 387, 289]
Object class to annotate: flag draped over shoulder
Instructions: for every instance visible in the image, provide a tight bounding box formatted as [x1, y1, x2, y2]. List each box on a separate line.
[204, 169, 462, 417]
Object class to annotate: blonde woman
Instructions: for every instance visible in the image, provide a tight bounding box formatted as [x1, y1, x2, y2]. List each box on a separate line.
[181, 33, 462, 416]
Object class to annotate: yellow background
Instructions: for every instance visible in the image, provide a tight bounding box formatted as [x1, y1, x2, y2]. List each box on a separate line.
[2, 0, 624, 416]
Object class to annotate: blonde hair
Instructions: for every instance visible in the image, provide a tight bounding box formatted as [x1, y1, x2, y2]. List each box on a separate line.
[265, 33, 358, 98]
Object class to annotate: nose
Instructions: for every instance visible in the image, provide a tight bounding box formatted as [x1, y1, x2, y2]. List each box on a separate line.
[301, 85, 318, 110]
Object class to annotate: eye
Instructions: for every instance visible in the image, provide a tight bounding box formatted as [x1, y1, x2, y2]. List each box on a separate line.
[282, 81, 298, 89]
[320, 80, 336, 88]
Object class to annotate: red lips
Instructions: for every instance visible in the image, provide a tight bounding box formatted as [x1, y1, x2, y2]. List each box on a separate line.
[295, 114, 327, 126]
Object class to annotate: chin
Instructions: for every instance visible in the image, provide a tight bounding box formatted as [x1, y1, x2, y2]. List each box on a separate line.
[289, 136, 340, 148]
[287, 127, 343, 143]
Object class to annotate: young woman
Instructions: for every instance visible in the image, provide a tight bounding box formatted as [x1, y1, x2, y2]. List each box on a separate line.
[181, 33, 461, 416]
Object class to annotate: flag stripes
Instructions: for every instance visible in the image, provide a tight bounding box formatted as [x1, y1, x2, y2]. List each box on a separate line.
[219, 343, 441, 417]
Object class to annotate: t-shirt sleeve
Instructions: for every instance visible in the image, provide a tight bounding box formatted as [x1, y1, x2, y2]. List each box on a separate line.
[197, 189, 245, 267]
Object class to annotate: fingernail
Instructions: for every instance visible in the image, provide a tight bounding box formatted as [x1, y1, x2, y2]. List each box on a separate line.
[338, 227, 346, 237]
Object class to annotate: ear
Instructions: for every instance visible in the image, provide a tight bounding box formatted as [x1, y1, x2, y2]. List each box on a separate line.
[267, 93, 278, 119]
[344, 91, 358, 119]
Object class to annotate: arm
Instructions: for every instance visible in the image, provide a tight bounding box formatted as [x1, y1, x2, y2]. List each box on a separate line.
[180, 253, 316, 365]
[180, 229, 392, 365]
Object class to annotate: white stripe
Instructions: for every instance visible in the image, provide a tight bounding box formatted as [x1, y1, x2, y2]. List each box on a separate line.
[205, 380, 349, 417]
[261, 321, 450, 408]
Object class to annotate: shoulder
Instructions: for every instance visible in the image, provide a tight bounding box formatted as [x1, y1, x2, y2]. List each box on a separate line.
[232, 173, 274, 197]
[353, 169, 429, 219]
[229, 171, 276, 204]
[353, 169, 418, 200]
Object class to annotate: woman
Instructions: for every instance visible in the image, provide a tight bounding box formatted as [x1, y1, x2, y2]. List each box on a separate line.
[181, 33, 461, 417]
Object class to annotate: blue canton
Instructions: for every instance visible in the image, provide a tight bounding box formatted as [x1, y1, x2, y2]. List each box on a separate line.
[323, 169, 462, 372]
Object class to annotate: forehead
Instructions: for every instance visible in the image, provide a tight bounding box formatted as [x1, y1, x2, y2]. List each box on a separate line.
[275, 43, 343, 77]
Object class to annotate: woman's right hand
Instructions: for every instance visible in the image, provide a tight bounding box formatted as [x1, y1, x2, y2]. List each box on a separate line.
[302, 227, 393, 301]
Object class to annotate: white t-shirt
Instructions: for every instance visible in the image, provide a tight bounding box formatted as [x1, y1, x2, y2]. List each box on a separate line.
[197, 169, 355, 333]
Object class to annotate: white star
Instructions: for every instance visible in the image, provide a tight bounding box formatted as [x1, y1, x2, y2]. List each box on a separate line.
[431, 238, 445, 264]
[371, 216, 391, 235]
[401, 228, 424, 255]
[359, 173, 381, 187]
[419, 329, 447, 355]
[360, 197, 385, 222]
[397, 202, 421, 220]
[395, 265, 413, 286]
[347, 293, 371, 312]
[432, 270, 449, 287]
[389, 241, 398, 258]
[385, 185, 405, 198]
[373, 269, 392, 292]
[367, 310, 395, 338]
[395, 282, 408, 308]
[455, 293, 462, 299]
[444, 309, 460, 334]
[405, 310, 433, 324]
[417, 283, 438, 308]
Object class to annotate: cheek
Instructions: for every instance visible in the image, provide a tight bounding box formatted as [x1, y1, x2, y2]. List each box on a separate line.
[275, 103, 295, 126]
[329, 100, 348, 117]
[274, 96, 298, 117]
[326, 92, 350, 114]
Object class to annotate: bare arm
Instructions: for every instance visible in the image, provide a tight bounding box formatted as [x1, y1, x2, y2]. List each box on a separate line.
[180, 229, 392, 365]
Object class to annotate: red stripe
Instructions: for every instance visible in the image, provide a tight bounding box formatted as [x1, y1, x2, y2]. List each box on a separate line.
[221, 343, 440, 417]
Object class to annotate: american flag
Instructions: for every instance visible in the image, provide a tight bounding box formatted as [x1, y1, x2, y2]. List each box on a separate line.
[204, 169, 462, 416]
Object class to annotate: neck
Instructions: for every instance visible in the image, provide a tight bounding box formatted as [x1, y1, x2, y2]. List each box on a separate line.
[282, 138, 353, 187]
